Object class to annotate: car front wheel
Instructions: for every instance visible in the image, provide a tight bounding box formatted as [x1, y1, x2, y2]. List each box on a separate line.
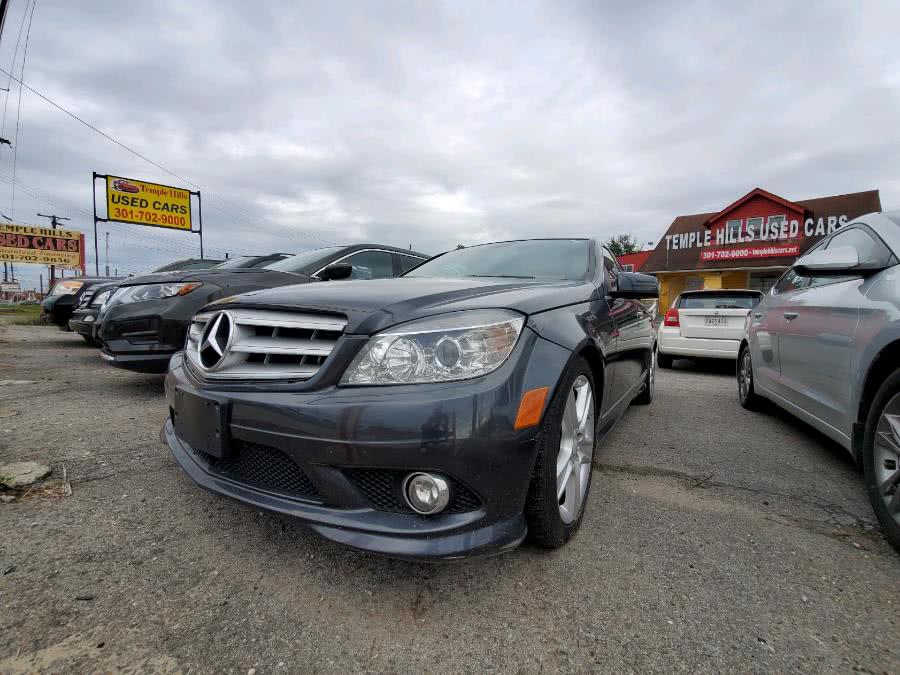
[863, 369, 900, 554]
[524, 356, 596, 548]
[737, 346, 761, 410]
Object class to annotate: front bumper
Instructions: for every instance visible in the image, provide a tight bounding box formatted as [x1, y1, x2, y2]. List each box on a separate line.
[658, 327, 740, 359]
[41, 296, 75, 327]
[99, 298, 195, 373]
[69, 308, 99, 339]
[162, 329, 572, 560]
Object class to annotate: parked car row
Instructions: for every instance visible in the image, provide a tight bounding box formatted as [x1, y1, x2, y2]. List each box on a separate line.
[40, 214, 900, 560]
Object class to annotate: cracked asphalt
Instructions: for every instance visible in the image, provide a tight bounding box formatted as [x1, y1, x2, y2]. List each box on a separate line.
[1, 324, 898, 673]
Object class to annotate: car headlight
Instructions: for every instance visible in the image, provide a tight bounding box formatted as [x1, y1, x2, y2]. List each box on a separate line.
[51, 280, 83, 296]
[90, 290, 112, 308]
[117, 282, 203, 304]
[342, 309, 525, 385]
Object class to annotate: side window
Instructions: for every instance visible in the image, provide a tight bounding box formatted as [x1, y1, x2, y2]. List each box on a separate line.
[823, 226, 878, 261]
[807, 226, 886, 289]
[396, 254, 425, 274]
[602, 247, 620, 289]
[773, 269, 808, 294]
[343, 250, 394, 279]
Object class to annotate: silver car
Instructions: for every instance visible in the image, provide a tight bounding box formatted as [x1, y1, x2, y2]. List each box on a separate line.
[738, 211, 900, 553]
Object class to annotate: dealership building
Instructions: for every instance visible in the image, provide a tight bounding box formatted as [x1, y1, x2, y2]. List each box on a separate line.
[641, 187, 882, 311]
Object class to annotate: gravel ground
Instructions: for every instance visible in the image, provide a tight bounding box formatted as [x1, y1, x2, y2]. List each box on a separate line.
[1, 324, 898, 674]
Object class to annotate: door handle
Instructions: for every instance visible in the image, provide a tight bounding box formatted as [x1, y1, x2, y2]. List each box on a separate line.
[783, 312, 799, 320]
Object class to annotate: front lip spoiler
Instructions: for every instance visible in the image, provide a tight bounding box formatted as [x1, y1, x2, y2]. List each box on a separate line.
[162, 419, 528, 561]
[100, 349, 172, 373]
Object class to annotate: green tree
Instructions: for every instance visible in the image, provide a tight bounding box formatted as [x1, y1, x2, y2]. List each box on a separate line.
[604, 234, 641, 257]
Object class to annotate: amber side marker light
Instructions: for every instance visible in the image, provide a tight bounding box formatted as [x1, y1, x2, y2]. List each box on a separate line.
[514, 386, 550, 430]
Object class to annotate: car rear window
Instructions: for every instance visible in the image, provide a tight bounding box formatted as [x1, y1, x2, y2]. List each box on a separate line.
[679, 292, 761, 309]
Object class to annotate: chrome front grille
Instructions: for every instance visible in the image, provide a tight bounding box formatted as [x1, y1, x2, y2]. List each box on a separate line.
[185, 308, 346, 380]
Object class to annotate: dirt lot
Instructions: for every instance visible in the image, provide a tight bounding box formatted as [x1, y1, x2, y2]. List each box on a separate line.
[1, 324, 898, 673]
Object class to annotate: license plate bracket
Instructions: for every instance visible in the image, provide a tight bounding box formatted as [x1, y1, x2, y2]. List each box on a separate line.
[173, 387, 230, 458]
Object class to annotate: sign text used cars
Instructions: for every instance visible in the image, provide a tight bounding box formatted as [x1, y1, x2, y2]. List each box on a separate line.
[105, 176, 192, 231]
[0, 223, 85, 269]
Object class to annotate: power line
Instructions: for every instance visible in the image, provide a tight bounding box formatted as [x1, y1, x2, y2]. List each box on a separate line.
[10, 0, 36, 218]
[0, 65, 337, 246]
[0, 0, 31, 138]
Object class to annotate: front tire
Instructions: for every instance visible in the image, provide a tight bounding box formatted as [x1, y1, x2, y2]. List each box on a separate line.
[737, 346, 761, 410]
[862, 370, 900, 554]
[633, 347, 655, 405]
[524, 357, 597, 548]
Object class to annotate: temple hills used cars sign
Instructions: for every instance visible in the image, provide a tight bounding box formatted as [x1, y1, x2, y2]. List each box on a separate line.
[665, 214, 850, 261]
[105, 176, 192, 231]
[0, 223, 85, 269]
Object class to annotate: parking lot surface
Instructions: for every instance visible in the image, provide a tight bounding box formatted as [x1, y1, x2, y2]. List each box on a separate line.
[1, 324, 898, 673]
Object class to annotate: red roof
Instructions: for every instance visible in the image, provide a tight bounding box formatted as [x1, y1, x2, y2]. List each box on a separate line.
[617, 250, 651, 271]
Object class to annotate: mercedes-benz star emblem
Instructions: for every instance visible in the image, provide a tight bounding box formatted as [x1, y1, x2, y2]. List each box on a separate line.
[198, 311, 233, 371]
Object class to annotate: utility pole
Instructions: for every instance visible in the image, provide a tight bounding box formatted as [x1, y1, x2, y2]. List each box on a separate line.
[105, 231, 109, 276]
[39, 273, 42, 296]
[36, 213, 71, 285]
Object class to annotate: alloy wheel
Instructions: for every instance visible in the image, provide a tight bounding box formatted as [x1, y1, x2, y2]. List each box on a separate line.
[557, 375, 595, 524]
[874, 394, 900, 527]
[739, 350, 752, 401]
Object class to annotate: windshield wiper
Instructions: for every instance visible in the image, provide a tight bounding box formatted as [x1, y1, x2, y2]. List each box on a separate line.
[468, 274, 536, 279]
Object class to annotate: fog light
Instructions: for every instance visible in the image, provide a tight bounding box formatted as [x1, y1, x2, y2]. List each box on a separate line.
[404, 472, 450, 515]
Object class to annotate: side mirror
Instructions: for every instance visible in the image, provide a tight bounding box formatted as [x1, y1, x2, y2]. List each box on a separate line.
[794, 246, 859, 275]
[609, 271, 659, 299]
[317, 262, 353, 281]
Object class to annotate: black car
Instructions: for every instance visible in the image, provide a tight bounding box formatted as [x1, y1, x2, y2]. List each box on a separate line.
[69, 281, 120, 343]
[70, 258, 238, 344]
[100, 244, 429, 374]
[41, 277, 122, 329]
[162, 238, 659, 560]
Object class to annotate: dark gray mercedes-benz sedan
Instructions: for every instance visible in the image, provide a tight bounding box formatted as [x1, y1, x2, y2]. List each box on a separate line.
[738, 211, 900, 554]
[162, 238, 659, 560]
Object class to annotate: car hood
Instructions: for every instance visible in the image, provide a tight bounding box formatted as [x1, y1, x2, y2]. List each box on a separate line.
[118, 268, 309, 286]
[218, 276, 595, 334]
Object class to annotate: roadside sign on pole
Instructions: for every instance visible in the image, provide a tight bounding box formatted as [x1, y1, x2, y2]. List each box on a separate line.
[104, 175, 192, 231]
[0, 223, 85, 270]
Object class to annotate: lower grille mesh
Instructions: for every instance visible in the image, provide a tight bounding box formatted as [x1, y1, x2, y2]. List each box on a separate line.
[194, 440, 320, 502]
[345, 469, 481, 514]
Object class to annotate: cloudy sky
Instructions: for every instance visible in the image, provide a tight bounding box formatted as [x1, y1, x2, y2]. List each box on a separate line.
[2, 0, 899, 289]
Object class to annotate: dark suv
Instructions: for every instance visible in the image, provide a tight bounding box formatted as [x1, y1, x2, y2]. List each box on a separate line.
[100, 244, 428, 373]
[162, 238, 659, 559]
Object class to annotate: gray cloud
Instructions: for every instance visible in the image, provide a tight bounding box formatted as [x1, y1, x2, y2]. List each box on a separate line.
[1, 0, 898, 289]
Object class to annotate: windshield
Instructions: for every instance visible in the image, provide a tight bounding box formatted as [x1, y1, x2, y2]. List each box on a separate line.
[264, 246, 344, 274]
[152, 259, 222, 272]
[405, 239, 590, 281]
[212, 256, 261, 270]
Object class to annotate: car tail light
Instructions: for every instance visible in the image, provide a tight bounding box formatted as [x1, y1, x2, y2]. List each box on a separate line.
[664, 309, 680, 327]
